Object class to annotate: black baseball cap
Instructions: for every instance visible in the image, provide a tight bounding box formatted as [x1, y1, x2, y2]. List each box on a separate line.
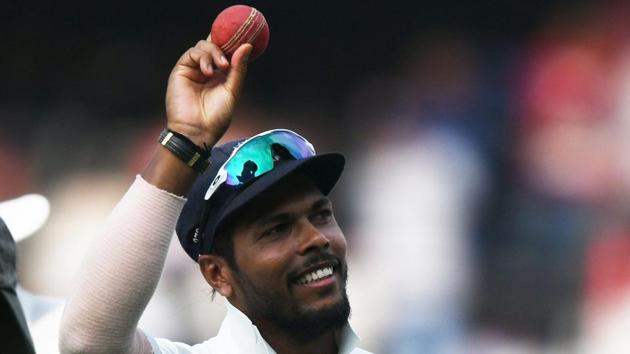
[176, 130, 345, 262]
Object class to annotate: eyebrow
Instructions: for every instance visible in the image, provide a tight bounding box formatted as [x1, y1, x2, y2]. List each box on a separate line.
[311, 197, 332, 211]
[255, 196, 332, 227]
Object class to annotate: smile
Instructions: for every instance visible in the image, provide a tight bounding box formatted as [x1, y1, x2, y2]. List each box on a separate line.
[295, 265, 335, 285]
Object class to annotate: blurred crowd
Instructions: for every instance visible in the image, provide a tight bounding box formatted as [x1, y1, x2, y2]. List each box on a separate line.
[3, 1, 630, 353]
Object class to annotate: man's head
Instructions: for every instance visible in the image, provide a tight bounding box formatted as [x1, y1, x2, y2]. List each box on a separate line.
[175, 129, 349, 340]
[200, 173, 350, 340]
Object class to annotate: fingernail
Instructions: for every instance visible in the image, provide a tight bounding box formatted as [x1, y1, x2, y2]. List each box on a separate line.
[221, 56, 228, 65]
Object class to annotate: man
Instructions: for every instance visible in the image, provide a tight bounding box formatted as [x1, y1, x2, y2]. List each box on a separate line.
[59, 35, 372, 353]
[0, 217, 36, 354]
[1, 193, 65, 353]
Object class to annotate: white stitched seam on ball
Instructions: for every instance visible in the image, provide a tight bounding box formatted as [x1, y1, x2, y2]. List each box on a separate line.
[227, 8, 259, 51]
[221, 8, 258, 54]
[243, 11, 265, 45]
[235, 10, 263, 47]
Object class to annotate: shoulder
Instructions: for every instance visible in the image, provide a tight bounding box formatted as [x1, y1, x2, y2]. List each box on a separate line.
[147, 336, 219, 354]
[351, 349, 375, 354]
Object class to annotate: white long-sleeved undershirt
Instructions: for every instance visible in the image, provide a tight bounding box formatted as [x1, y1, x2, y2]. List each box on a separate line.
[59, 176, 187, 354]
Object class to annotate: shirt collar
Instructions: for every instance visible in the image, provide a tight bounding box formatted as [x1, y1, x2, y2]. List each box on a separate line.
[221, 301, 360, 354]
[335, 322, 360, 354]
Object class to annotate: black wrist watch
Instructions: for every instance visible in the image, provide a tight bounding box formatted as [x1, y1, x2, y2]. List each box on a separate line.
[158, 129, 211, 174]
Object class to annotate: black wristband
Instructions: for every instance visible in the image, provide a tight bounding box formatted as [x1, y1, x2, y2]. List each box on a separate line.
[158, 129, 211, 174]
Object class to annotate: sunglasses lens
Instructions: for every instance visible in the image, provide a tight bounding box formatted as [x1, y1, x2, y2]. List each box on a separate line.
[223, 131, 315, 186]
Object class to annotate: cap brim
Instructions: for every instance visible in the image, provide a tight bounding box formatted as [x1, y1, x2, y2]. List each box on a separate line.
[220, 152, 345, 225]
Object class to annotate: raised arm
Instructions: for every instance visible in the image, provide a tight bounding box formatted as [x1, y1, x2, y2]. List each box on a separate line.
[59, 40, 252, 354]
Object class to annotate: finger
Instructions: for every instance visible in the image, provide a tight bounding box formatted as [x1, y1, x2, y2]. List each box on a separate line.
[169, 49, 206, 83]
[175, 46, 211, 78]
[194, 40, 229, 71]
[225, 44, 253, 98]
[176, 43, 220, 77]
[190, 47, 214, 76]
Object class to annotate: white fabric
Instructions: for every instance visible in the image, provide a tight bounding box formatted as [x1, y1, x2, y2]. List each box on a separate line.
[59, 176, 187, 353]
[147, 302, 371, 354]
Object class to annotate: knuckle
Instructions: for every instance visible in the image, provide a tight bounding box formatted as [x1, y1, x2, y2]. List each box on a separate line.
[192, 48, 206, 58]
[187, 50, 197, 61]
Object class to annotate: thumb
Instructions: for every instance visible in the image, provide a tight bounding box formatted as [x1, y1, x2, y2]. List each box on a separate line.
[225, 44, 253, 98]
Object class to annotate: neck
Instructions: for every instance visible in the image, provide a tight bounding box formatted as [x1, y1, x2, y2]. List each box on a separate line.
[256, 320, 338, 354]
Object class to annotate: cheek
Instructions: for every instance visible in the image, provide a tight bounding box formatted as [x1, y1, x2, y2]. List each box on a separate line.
[326, 225, 347, 256]
[237, 245, 295, 284]
[233, 232, 292, 281]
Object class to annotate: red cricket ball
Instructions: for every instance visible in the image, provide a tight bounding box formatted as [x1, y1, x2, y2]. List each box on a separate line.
[210, 5, 270, 61]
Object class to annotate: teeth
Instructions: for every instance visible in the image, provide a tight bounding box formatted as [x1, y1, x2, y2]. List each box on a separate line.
[296, 266, 334, 285]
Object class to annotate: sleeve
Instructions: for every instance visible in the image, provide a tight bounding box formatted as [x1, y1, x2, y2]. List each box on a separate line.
[59, 176, 187, 354]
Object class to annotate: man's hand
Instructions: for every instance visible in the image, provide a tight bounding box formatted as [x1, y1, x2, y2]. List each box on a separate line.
[143, 40, 252, 195]
[165, 39, 253, 147]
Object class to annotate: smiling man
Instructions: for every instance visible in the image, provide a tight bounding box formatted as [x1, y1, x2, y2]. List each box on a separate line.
[59, 35, 371, 354]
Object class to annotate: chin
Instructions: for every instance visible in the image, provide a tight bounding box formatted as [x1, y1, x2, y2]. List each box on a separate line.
[301, 291, 345, 313]
[253, 284, 351, 342]
[290, 292, 351, 342]
[302, 289, 350, 323]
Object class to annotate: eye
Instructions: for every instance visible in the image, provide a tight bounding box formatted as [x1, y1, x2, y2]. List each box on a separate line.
[259, 223, 291, 240]
[311, 208, 333, 224]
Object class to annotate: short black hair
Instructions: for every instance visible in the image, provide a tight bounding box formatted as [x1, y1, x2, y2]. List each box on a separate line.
[210, 222, 238, 269]
[208, 216, 239, 299]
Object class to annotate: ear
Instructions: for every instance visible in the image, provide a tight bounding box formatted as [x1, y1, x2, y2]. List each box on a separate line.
[199, 255, 234, 298]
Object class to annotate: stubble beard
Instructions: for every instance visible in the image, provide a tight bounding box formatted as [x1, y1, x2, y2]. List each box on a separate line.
[235, 265, 351, 344]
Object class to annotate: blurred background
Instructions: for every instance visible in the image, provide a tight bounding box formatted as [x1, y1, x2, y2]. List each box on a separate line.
[3, 0, 630, 353]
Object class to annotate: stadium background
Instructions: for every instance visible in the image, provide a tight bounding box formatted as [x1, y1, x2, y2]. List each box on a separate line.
[3, 1, 630, 353]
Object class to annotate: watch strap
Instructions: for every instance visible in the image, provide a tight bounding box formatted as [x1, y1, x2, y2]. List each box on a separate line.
[158, 129, 210, 174]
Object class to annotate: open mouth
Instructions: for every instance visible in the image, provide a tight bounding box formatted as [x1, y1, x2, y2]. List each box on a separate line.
[293, 261, 339, 286]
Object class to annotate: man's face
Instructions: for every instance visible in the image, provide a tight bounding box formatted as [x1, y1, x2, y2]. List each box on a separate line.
[228, 173, 350, 340]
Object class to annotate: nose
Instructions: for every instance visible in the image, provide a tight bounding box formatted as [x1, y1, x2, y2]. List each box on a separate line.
[297, 219, 330, 254]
